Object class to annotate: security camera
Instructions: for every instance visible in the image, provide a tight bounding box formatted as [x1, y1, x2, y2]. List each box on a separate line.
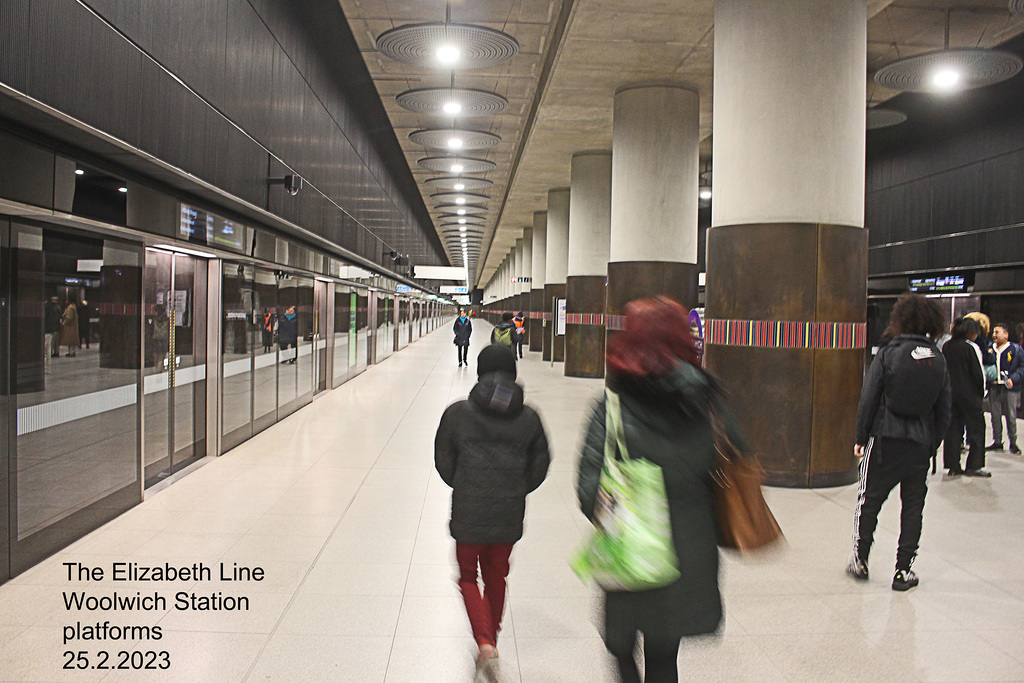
[283, 175, 302, 196]
[389, 250, 398, 260]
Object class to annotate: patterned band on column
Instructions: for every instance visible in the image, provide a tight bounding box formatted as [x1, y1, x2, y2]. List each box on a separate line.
[705, 319, 866, 349]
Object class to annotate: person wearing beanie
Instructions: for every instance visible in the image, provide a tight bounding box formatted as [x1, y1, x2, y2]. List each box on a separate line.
[490, 311, 517, 349]
[434, 343, 550, 671]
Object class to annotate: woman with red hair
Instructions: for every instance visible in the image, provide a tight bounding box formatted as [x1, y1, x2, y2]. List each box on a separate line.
[576, 297, 746, 683]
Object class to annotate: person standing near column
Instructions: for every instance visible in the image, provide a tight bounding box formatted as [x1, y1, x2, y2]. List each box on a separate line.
[942, 317, 986, 475]
[453, 308, 472, 367]
[986, 322, 1022, 457]
[434, 345, 550, 670]
[848, 293, 951, 591]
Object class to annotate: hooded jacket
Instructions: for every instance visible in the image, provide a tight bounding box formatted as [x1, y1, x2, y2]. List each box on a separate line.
[434, 371, 550, 544]
[855, 333, 951, 448]
[278, 312, 298, 345]
[490, 320, 516, 346]
[576, 362, 747, 648]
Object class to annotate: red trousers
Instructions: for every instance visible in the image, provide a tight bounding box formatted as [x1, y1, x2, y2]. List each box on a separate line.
[455, 542, 514, 646]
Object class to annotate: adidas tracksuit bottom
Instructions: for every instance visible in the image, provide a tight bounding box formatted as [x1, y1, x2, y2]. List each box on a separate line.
[853, 436, 930, 571]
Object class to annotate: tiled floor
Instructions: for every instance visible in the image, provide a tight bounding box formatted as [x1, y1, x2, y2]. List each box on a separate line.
[1, 321, 1023, 682]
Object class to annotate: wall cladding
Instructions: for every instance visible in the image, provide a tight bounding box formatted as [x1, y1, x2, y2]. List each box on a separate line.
[866, 42, 1024, 279]
[0, 0, 445, 271]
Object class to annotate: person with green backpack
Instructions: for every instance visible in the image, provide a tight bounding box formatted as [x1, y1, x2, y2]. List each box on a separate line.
[490, 311, 517, 350]
[575, 297, 747, 683]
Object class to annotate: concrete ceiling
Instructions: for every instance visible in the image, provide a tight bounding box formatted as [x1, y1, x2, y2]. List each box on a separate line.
[338, 0, 1024, 288]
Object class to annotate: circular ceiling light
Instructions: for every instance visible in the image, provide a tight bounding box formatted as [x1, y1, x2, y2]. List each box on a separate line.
[396, 88, 508, 117]
[455, 197, 466, 204]
[698, 187, 712, 201]
[436, 204, 487, 215]
[424, 176, 493, 191]
[418, 157, 496, 173]
[866, 108, 908, 130]
[432, 191, 489, 204]
[410, 128, 501, 150]
[874, 48, 1023, 92]
[375, 23, 519, 70]
[459, 219, 467, 224]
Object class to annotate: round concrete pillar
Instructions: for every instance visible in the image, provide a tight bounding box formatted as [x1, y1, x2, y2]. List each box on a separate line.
[529, 212, 547, 352]
[608, 84, 700, 329]
[544, 188, 570, 362]
[705, 0, 867, 488]
[566, 151, 612, 378]
[520, 229, 533, 346]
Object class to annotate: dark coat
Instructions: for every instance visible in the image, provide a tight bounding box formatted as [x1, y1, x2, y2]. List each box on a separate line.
[943, 338, 985, 410]
[453, 316, 472, 345]
[278, 312, 298, 345]
[434, 372, 550, 544]
[576, 363, 747, 650]
[855, 334, 952, 448]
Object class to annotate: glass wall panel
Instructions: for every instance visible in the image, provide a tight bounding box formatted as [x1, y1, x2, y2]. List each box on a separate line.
[172, 255, 202, 465]
[376, 294, 393, 361]
[276, 277, 299, 410]
[295, 276, 314, 402]
[9, 221, 141, 573]
[353, 288, 368, 375]
[221, 263, 253, 449]
[143, 249, 172, 484]
[252, 267, 277, 432]
[332, 284, 350, 386]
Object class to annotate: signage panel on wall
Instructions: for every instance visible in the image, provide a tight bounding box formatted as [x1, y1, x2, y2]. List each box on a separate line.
[908, 272, 973, 293]
[555, 298, 567, 336]
[440, 286, 469, 294]
[179, 203, 245, 252]
[395, 285, 414, 293]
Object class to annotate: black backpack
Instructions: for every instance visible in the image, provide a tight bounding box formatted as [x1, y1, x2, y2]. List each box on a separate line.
[883, 338, 945, 417]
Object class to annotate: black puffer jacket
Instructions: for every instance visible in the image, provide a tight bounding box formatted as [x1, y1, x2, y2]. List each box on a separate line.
[453, 316, 472, 345]
[434, 372, 550, 543]
[577, 362, 747, 650]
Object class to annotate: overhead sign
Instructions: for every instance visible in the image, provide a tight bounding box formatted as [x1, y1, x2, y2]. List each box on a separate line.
[510, 276, 531, 283]
[909, 272, 973, 293]
[414, 265, 468, 280]
[179, 203, 245, 252]
[440, 285, 469, 294]
[395, 285, 414, 293]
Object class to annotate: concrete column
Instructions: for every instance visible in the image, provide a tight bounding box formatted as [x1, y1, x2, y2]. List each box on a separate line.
[529, 211, 547, 352]
[520, 229, 533, 345]
[543, 188, 570, 362]
[512, 239, 524, 316]
[608, 84, 700, 326]
[565, 151, 612, 378]
[705, 0, 867, 488]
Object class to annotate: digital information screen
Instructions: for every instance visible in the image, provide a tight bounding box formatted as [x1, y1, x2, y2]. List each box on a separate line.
[179, 204, 245, 252]
[909, 272, 972, 293]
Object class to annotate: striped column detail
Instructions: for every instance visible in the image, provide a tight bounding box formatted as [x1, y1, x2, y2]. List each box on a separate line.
[704, 319, 866, 349]
[564, 313, 605, 325]
[605, 315, 627, 331]
[529, 312, 543, 319]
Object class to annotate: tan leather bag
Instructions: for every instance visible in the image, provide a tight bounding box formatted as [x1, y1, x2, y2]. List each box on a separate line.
[711, 412, 784, 552]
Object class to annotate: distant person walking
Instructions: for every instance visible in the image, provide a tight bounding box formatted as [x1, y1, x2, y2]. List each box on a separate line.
[278, 305, 297, 363]
[490, 312, 516, 350]
[453, 308, 472, 367]
[985, 322, 1022, 456]
[511, 311, 526, 359]
[848, 293, 951, 591]
[942, 317, 986, 475]
[60, 299, 79, 357]
[434, 344, 550, 671]
[577, 297, 748, 683]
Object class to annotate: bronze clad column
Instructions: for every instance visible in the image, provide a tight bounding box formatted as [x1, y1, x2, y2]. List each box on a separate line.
[607, 85, 701, 344]
[543, 189, 570, 362]
[519, 229, 533, 345]
[566, 151, 611, 378]
[529, 211, 547, 353]
[705, 0, 867, 488]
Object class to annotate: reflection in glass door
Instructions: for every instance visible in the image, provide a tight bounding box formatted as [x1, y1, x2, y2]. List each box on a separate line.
[313, 280, 328, 394]
[143, 249, 205, 487]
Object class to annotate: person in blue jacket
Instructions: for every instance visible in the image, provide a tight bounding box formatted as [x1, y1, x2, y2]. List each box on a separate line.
[278, 305, 298, 364]
[986, 322, 1023, 455]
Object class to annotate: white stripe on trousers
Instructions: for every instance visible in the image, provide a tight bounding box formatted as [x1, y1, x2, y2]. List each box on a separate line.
[852, 436, 875, 556]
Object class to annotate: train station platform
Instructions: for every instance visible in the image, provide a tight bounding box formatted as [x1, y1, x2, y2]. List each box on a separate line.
[1, 322, 1023, 682]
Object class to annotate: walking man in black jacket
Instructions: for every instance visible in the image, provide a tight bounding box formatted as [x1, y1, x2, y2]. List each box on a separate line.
[848, 293, 951, 591]
[434, 344, 550, 668]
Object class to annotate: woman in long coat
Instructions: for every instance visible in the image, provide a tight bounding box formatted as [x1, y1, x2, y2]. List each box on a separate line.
[576, 297, 746, 683]
[60, 300, 79, 357]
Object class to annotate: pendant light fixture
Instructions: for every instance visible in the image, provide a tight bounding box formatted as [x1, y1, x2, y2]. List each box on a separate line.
[376, 23, 518, 71]
[418, 157, 496, 174]
[397, 88, 508, 117]
[874, 8, 1022, 92]
[425, 177, 494, 191]
[410, 128, 502, 151]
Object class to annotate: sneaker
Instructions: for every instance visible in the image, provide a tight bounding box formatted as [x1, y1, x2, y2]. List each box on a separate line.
[964, 469, 993, 478]
[846, 557, 869, 581]
[1010, 445, 1021, 455]
[985, 442, 1003, 451]
[892, 569, 919, 591]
